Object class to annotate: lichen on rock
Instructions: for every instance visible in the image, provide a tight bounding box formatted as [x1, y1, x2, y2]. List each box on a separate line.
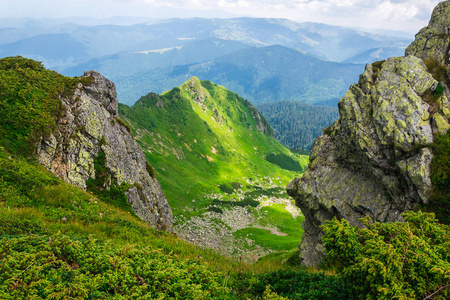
[36, 70, 173, 231]
[288, 1, 450, 266]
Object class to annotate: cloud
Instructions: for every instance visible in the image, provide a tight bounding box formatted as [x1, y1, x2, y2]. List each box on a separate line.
[0, 0, 442, 31]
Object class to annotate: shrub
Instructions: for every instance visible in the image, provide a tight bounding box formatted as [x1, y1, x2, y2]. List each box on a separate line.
[265, 153, 303, 172]
[429, 131, 450, 224]
[115, 117, 132, 134]
[249, 269, 350, 299]
[146, 161, 156, 178]
[0, 56, 78, 156]
[322, 211, 450, 300]
[0, 234, 230, 299]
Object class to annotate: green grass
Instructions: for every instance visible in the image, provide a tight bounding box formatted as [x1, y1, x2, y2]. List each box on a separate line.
[119, 78, 308, 216]
[118, 77, 309, 257]
[0, 56, 89, 156]
[233, 205, 304, 251]
[0, 58, 350, 298]
[428, 131, 450, 224]
[0, 146, 346, 299]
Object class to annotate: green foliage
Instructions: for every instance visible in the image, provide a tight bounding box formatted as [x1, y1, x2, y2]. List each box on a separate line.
[145, 161, 156, 178]
[429, 131, 450, 224]
[115, 117, 132, 134]
[257, 100, 339, 151]
[248, 269, 350, 299]
[212, 197, 260, 208]
[424, 58, 450, 86]
[0, 56, 80, 156]
[322, 211, 450, 300]
[0, 234, 230, 299]
[218, 183, 236, 194]
[265, 153, 303, 172]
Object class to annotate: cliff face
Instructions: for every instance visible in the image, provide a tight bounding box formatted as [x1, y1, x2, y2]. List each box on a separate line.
[287, 1, 450, 266]
[37, 70, 173, 231]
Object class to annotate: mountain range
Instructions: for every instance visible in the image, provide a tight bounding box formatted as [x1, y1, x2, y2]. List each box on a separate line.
[0, 17, 411, 106]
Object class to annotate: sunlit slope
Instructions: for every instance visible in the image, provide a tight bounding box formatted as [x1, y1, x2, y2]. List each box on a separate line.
[119, 77, 308, 212]
[119, 78, 309, 258]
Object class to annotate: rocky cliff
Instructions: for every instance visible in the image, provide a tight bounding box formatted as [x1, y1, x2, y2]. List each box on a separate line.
[37, 70, 173, 230]
[287, 1, 450, 266]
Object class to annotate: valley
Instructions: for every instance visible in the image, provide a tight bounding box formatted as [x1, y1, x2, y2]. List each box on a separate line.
[1, 1, 450, 298]
[118, 77, 308, 260]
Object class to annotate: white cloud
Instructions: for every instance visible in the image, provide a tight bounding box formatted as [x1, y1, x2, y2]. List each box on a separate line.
[370, 1, 420, 21]
[0, 0, 442, 31]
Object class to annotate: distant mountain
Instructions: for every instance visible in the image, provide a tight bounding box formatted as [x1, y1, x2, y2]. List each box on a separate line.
[63, 38, 251, 77]
[0, 17, 410, 106]
[257, 100, 339, 150]
[0, 17, 411, 66]
[112, 45, 364, 105]
[343, 46, 407, 64]
[0, 33, 89, 69]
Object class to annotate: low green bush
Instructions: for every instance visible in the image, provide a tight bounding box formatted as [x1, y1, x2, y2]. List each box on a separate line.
[265, 153, 303, 172]
[248, 269, 349, 299]
[322, 211, 450, 300]
[0, 234, 230, 299]
[0, 56, 80, 156]
[429, 131, 450, 224]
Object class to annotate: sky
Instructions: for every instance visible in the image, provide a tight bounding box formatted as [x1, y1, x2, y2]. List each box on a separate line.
[0, 0, 443, 32]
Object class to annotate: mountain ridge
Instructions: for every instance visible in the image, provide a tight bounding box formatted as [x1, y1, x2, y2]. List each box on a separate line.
[118, 76, 309, 259]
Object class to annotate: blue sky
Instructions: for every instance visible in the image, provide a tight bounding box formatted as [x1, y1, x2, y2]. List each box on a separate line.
[0, 0, 442, 31]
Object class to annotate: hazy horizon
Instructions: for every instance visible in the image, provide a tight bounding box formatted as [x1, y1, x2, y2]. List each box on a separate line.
[0, 0, 442, 32]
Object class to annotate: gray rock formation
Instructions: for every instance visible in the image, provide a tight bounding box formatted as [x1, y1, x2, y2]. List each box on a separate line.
[37, 70, 173, 231]
[287, 1, 450, 266]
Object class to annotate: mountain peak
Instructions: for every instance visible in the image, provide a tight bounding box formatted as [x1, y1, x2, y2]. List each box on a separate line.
[405, 0, 450, 63]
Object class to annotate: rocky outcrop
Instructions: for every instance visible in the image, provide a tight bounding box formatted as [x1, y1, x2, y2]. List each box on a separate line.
[37, 70, 173, 231]
[287, 1, 450, 266]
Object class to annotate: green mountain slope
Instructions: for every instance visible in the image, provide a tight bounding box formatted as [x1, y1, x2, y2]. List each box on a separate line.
[119, 77, 309, 258]
[257, 101, 339, 151]
[0, 147, 346, 299]
[0, 57, 347, 299]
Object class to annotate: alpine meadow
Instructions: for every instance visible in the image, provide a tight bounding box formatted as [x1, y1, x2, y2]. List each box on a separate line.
[1, 1, 450, 300]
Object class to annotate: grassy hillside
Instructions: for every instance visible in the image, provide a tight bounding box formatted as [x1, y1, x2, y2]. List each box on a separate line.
[119, 77, 309, 259]
[0, 146, 349, 299]
[0, 57, 349, 299]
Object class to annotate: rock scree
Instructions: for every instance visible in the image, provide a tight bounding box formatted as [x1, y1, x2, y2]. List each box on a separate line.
[287, 1, 450, 266]
[36, 70, 173, 231]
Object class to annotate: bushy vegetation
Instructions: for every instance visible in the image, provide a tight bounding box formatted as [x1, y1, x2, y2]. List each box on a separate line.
[0, 234, 229, 299]
[0, 57, 347, 299]
[0, 145, 347, 299]
[265, 153, 303, 172]
[429, 131, 450, 224]
[0, 56, 79, 156]
[257, 100, 339, 151]
[322, 211, 450, 300]
[250, 269, 349, 299]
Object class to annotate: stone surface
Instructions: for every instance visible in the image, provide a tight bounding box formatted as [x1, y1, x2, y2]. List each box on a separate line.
[405, 1, 450, 64]
[36, 70, 173, 231]
[288, 1, 450, 266]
